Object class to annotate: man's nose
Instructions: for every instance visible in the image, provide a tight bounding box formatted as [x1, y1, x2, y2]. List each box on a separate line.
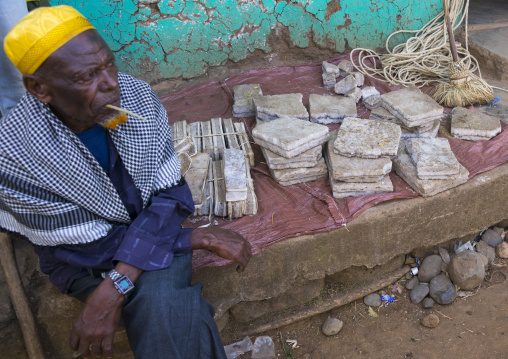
[98, 68, 118, 92]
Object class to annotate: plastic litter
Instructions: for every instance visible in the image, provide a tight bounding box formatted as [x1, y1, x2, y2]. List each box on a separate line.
[223, 336, 253, 359]
[391, 283, 399, 292]
[286, 339, 299, 349]
[455, 241, 475, 254]
[380, 294, 395, 306]
[489, 96, 501, 106]
[410, 267, 419, 276]
[251, 336, 275, 359]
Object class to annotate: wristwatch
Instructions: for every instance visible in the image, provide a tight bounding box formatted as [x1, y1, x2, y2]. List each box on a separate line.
[102, 269, 135, 296]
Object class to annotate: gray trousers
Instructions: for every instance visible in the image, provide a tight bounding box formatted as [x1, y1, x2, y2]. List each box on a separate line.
[69, 253, 227, 359]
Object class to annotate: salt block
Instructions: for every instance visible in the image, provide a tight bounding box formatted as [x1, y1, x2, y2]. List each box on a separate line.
[400, 120, 440, 140]
[451, 107, 501, 141]
[244, 161, 258, 216]
[334, 75, 357, 95]
[381, 86, 443, 127]
[252, 117, 330, 158]
[262, 145, 322, 170]
[405, 138, 460, 179]
[196, 161, 214, 216]
[185, 153, 211, 205]
[254, 93, 309, 122]
[211, 117, 226, 161]
[363, 95, 381, 110]
[223, 149, 248, 202]
[212, 160, 227, 217]
[338, 59, 354, 77]
[361, 86, 380, 100]
[325, 131, 391, 182]
[350, 72, 365, 87]
[333, 117, 401, 159]
[309, 94, 358, 124]
[330, 175, 394, 198]
[370, 107, 397, 122]
[322, 61, 340, 74]
[270, 158, 327, 183]
[345, 87, 361, 103]
[233, 84, 263, 117]
[188, 121, 202, 153]
[322, 72, 336, 88]
[393, 147, 469, 197]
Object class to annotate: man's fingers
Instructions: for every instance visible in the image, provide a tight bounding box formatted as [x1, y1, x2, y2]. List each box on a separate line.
[103, 335, 115, 359]
[77, 339, 91, 358]
[90, 338, 103, 357]
[70, 330, 80, 351]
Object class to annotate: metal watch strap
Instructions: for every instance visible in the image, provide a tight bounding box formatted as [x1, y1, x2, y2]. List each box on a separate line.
[107, 269, 122, 282]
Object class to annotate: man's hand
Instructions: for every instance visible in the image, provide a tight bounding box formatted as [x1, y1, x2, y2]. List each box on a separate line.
[191, 227, 252, 272]
[70, 262, 142, 358]
[70, 279, 123, 358]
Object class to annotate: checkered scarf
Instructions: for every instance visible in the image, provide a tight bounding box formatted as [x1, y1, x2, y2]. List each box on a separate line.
[0, 73, 181, 246]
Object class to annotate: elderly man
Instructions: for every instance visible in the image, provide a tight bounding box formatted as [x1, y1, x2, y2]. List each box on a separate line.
[1, 5, 251, 359]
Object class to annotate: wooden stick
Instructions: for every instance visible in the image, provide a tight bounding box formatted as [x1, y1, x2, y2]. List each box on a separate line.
[105, 104, 147, 121]
[443, 0, 459, 62]
[0, 233, 45, 359]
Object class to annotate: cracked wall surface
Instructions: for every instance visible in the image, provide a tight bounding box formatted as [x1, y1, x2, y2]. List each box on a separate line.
[48, 0, 440, 88]
[46, 0, 440, 82]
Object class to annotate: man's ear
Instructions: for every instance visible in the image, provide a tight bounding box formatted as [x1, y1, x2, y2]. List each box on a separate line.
[23, 75, 52, 103]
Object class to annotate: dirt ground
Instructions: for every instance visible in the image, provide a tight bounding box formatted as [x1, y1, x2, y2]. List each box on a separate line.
[222, 259, 508, 359]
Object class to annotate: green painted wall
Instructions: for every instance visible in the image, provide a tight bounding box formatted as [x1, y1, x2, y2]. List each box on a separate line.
[49, 0, 442, 84]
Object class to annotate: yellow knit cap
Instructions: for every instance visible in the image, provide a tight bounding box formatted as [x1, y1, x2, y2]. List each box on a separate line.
[4, 5, 95, 75]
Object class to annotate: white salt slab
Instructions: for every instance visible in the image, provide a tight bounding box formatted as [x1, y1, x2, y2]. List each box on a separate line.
[185, 153, 211, 205]
[361, 86, 380, 100]
[322, 72, 336, 88]
[223, 149, 247, 201]
[309, 94, 358, 124]
[262, 145, 322, 170]
[363, 95, 381, 110]
[333, 117, 401, 158]
[338, 60, 354, 77]
[345, 87, 361, 103]
[393, 147, 469, 197]
[325, 130, 392, 182]
[381, 86, 443, 127]
[270, 158, 327, 183]
[233, 84, 263, 117]
[405, 138, 460, 179]
[400, 120, 440, 140]
[254, 93, 309, 122]
[330, 175, 393, 198]
[451, 107, 501, 141]
[322, 61, 340, 74]
[334, 75, 357, 95]
[253, 117, 330, 158]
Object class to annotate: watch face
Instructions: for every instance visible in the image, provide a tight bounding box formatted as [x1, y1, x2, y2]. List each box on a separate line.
[117, 278, 132, 292]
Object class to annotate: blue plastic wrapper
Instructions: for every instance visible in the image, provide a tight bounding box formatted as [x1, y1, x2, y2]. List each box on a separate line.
[489, 97, 501, 106]
[381, 294, 395, 305]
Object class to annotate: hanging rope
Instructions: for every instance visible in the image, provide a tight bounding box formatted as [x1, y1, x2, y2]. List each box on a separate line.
[350, 0, 507, 93]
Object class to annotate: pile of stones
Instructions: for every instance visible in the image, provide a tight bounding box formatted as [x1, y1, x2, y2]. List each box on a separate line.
[252, 117, 330, 186]
[171, 118, 257, 219]
[324, 117, 401, 198]
[393, 137, 469, 197]
[362, 225, 508, 327]
[451, 106, 502, 141]
[373, 86, 442, 139]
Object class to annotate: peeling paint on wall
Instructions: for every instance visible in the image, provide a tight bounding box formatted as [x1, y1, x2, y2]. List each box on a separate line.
[49, 0, 441, 83]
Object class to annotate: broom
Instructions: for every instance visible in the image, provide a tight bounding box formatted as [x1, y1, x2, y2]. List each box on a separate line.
[432, 0, 495, 107]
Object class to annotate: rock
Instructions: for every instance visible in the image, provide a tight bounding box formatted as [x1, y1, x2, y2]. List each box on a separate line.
[476, 240, 496, 265]
[410, 284, 429, 304]
[420, 313, 440, 328]
[405, 273, 412, 280]
[429, 274, 457, 304]
[477, 252, 489, 271]
[361, 86, 380, 100]
[322, 61, 339, 74]
[422, 297, 435, 309]
[345, 87, 361, 103]
[322, 317, 344, 336]
[338, 60, 354, 77]
[492, 226, 505, 236]
[334, 75, 357, 95]
[363, 95, 381, 110]
[482, 229, 503, 247]
[322, 72, 336, 88]
[496, 242, 508, 259]
[363, 293, 382, 307]
[418, 255, 443, 282]
[405, 276, 419, 290]
[448, 251, 485, 290]
[350, 72, 365, 87]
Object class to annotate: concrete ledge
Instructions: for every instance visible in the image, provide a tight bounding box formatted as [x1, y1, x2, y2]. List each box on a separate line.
[193, 162, 508, 318]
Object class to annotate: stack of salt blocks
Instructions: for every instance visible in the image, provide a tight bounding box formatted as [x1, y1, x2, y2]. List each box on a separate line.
[450, 107, 501, 141]
[252, 117, 330, 186]
[325, 117, 401, 198]
[371, 86, 443, 139]
[393, 138, 469, 197]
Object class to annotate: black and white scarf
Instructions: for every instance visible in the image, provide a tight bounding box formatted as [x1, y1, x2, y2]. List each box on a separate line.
[0, 73, 180, 246]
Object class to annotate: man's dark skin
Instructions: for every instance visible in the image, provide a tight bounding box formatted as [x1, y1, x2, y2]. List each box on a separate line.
[23, 29, 252, 358]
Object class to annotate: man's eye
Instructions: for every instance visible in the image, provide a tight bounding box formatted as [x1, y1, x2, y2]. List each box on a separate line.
[82, 71, 95, 81]
[106, 61, 115, 68]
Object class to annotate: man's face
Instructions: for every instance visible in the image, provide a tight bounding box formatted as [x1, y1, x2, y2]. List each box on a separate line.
[33, 29, 121, 132]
